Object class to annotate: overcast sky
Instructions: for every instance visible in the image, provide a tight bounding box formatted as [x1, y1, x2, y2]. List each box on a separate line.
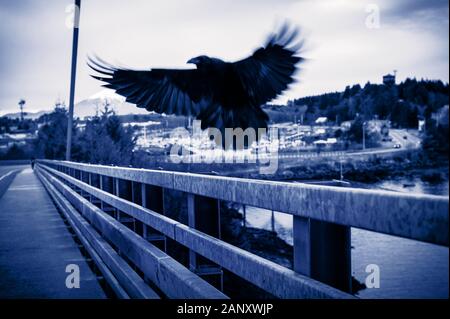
[0, 0, 448, 115]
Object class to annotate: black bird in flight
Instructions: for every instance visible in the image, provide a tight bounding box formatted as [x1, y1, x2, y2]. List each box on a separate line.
[88, 24, 303, 149]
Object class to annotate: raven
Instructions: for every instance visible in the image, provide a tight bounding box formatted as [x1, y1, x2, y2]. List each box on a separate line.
[88, 24, 303, 149]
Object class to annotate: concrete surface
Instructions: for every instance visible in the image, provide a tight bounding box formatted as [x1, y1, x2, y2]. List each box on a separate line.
[0, 168, 106, 298]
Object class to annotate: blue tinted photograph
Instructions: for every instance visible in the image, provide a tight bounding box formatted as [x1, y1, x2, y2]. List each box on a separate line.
[0, 0, 448, 309]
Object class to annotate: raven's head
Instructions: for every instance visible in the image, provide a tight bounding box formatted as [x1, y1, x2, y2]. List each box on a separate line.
[187, 55, 211, 68]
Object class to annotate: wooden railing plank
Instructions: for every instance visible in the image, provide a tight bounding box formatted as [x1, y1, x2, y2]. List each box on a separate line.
[38, 165, 227, 299]
[39, 160, 449, 246]
[38, 163, 354, 299]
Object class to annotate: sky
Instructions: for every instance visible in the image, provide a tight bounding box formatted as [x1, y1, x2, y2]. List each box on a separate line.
[0, 0, 448, 115]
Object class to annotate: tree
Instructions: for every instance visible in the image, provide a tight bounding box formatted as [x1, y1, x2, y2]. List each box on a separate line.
[34, 107, 75, 159]
[0, 144, 28, 160]
[343, 116, 381, 148]
[346, 116, 364, 142]
[290, 78, 447, 128]
[422, 119, 449, 161]
[296, 104, 308, 124]
[75, 104, 136, 165]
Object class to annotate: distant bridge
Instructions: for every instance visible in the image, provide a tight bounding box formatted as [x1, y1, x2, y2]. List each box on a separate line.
[0, 160, 447, 298]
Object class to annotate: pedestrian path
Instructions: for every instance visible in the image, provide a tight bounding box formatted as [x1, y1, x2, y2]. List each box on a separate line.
[0, 168, 106, 298]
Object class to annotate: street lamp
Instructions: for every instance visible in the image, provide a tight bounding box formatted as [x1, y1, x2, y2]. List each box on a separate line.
[66, 0, 81, 161]
[18, 99, 26, 122]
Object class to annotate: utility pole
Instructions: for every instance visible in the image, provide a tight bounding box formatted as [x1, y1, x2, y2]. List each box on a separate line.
[66, 0, 81, 161]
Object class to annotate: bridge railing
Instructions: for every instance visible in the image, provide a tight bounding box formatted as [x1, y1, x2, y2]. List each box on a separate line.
[36, 160, 448, 299]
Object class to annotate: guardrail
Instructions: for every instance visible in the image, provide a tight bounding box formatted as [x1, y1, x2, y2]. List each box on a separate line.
[36, 160, 448, 299]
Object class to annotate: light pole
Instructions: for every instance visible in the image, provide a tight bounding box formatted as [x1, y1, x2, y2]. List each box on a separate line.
[18, 99, 26, 122]
[66, 0, 81, 161]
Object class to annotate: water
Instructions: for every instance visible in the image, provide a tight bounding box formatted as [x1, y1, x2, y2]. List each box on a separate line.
[239, 177, 449, 299]
[374, 177, 449, 196]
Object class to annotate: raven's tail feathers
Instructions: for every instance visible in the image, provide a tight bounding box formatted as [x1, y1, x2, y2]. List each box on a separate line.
[199, 105, 269, 150]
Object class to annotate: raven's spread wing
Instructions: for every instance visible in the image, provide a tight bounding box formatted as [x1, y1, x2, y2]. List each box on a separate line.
[88, 23, 303, 149]
[232, 24, 303, 106]
[88, 57, 210, 117]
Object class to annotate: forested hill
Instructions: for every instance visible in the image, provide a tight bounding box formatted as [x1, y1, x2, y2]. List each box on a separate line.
[264, 78, 449, 128]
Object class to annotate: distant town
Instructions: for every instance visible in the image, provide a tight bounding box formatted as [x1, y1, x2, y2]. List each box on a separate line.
[1, 74, 448, 168]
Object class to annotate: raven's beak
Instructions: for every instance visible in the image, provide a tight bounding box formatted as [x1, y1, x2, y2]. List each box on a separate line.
[187, 57, 198, 65]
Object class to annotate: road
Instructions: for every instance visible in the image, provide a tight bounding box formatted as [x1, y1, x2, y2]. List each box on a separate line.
[0, 165, 27, 178]
[389, 129, 422, 149]
[0, 165, 28, 199]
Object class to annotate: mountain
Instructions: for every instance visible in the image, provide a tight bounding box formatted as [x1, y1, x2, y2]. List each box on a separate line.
[1, 89, 153, 121]
[1, 110, 49, 120]
[74, 89, 149, 119]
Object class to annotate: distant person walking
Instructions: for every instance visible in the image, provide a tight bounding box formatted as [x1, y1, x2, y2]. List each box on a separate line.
[30, 157, 35, 170]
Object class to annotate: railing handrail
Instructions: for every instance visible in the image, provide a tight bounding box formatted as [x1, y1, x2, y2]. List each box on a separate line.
[37, 165, 229, 299]
[36, 159, 449, 299]
[38, 159, 449, 246]
[38, 162, 352, 299]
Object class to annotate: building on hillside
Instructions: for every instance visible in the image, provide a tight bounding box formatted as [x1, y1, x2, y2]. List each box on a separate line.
[418, 116, 426, 132]
[366, 119, 390, 136]
[383, 73, 396, 85]
[340, 120, 353, 130]
[313, 138, 338, 150]
[315, 117, 328, 125]
[340, 119, 390, 137]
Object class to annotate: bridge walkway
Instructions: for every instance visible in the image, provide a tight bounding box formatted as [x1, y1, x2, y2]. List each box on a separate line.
[0, 168, 106, 298]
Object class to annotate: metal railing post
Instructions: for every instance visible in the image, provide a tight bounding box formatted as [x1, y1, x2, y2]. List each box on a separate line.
[114, 178, 119, 220]
[271, 210, 275, 233]
[293, 216, 352, 293]
[187, 194, 196, 271]
[141, 184, 166, 252]
[141, 183, 148, 240]
[99, 174, 104, 210]
[187, 193, 223, 291]
[242, 204, 246, 228]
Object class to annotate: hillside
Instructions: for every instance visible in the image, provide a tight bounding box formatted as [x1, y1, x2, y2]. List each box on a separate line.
[2, 110, 49, 120]
[2, 79, 448, 128]
[268, 78, 449, 127]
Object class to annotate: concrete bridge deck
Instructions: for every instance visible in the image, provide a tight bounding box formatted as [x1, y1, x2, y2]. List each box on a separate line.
[0, 168, 106, 298]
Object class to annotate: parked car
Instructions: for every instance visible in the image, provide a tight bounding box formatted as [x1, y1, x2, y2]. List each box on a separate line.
[394, 143, 402, 149]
